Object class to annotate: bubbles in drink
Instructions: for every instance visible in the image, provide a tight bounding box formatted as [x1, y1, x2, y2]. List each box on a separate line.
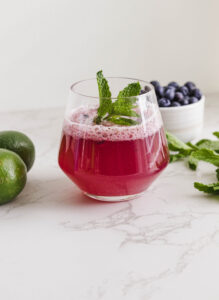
[64, 104, 163, 142]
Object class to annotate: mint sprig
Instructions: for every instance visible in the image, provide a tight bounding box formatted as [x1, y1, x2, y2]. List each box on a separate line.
[93, 71, 141, 125]
[94, 71, 112, 124]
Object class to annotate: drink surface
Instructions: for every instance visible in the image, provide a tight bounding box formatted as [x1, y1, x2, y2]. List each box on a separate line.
[58, 106, 169, 197]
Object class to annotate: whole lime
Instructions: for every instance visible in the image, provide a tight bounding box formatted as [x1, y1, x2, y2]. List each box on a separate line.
[0, 149, 27, 205]
[0, 131, 35, 172]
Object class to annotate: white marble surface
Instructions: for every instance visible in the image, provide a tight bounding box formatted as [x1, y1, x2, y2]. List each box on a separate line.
[0, 94, 219, 300]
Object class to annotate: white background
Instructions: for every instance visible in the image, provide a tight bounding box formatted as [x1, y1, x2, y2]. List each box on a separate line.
[0, 0, 219, 111]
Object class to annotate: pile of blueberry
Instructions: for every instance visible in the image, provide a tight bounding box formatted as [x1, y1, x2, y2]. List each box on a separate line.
[150, 81, 202, 107]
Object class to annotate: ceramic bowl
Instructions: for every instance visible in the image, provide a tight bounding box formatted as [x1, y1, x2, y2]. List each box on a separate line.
[159, 96, 205, 142]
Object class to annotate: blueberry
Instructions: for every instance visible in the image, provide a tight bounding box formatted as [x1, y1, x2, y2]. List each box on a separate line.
[166, 86, 177, 92]
[168, 81, 179, 89]
[156, 85, 165, 97]
[185, 81, 196, 92]
[178, 86, 189, 96]
[180, 98, 189, 105]
[175, 92, 184, 102]
[189, 97, 199, 104]
[165, 85, 175, 90]
[139, 89, 145, 95]
[192, 88, 202, 100]
[158, 98, 171, 107]
[164, 88, 175, 100]
[150, 81, 160, 89]
[171, 101, 181, 107]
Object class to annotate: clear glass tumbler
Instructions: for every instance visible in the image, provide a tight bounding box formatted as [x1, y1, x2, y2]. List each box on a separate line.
[58, 77, 169, 201]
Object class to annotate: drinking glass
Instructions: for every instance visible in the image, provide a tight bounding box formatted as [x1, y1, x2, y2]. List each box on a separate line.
[58, 77, 169, 201]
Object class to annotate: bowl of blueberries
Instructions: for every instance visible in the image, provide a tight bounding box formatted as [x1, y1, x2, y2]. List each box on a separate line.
[150, 80, 205, 142]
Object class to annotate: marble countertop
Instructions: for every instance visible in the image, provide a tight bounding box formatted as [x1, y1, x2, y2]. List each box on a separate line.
[0, 94, 219, 300]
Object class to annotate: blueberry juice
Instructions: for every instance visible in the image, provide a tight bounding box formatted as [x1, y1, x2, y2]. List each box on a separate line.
[58, 106, 169, 200]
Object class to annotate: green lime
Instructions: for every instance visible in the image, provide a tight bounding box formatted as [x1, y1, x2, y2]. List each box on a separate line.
[0, 131, 35, 172]
[0, 149, 27, 205]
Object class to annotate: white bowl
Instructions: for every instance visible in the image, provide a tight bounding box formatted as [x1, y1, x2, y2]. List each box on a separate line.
[159, 96, 205, 142]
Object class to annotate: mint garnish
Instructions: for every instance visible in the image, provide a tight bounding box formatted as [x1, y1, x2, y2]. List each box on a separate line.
[107, 116, 138, 126]
[94, 71, 112, 124]
[117, 82, 141, 99]
[93, 71, 141, 125]
[113, 82, 141, 118]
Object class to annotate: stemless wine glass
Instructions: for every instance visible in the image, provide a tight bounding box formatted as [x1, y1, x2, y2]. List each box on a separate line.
[58, 77, 169, 202]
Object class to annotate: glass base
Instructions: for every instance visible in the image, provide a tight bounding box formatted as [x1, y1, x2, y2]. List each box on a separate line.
[84, 192, 144, 202]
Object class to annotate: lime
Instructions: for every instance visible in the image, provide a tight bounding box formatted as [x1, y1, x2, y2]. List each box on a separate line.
[0, 131, 35, 172]
[0, 149, 27, 205]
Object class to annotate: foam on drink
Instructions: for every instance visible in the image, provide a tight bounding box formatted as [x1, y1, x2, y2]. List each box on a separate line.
[63, 104, 162, 142]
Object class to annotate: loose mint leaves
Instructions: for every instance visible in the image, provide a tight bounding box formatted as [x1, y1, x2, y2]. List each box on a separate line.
[166, 131, 219, 170]
[169, 152, 189, 163]
[216, 168, 219, 181]
[194, 182, 219, 195]
[191, 149, 219, 167]
[188, 155, 198, 170]
[196, 139, 219, 153]
[93, 71, 141, 125]
[213, 132, 219, 139]
[166, 131, 219, 196]
[165, 131, 192, 153]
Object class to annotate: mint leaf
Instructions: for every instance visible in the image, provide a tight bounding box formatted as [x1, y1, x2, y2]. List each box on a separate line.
[112, 99, 139, 117]
[217, 168, 219, 181]
[194, 182, 219, 195]
[106, 116, 138, 126]
[186, 142, 199, 150]
[213, 132, 219, 139]
[94, 72, 141, 126]
[191, 149, 219, 167]
[188, 155, 198, 170]
[95, 71, 112, 123]
[117, 82, 141, 100]
[166, 131, 192, 153]
[170, 153, 188, 163]
[112, 82, 141, 118]
[196, 139, 219, 153]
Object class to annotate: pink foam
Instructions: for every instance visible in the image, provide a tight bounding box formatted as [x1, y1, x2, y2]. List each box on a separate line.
[63, 106, 162, 141]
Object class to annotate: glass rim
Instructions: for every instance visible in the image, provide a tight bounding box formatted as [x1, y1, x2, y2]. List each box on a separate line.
[70, 77, 154, 100]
